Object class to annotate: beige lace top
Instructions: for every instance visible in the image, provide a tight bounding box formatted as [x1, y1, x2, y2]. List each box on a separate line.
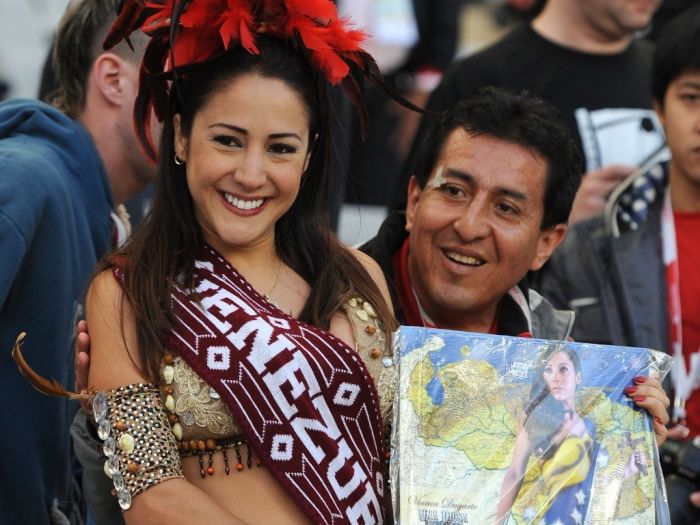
[160, 296, 394, 442]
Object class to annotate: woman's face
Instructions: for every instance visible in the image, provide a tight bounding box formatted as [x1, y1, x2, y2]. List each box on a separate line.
[543, 351, 580, 404]
[174, 72, 311, 257]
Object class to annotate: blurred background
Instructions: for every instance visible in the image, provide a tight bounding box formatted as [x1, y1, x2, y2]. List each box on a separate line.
[0, 0, 523, 101]
[0, 0, 71, 101]
[0, 0, 536, 243]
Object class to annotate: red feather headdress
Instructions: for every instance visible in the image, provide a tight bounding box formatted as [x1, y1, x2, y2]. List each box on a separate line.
[105, 0, 422, 161]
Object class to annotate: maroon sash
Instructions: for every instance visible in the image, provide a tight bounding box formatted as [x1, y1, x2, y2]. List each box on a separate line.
[164, 245, 386, 524]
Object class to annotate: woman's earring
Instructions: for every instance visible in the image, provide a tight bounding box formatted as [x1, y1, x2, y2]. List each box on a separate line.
[174, 154, 185, 166]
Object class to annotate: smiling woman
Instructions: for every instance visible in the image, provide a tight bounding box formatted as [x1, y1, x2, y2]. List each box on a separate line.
[175, 73, 311, 264]
[74, 1, 408, 523]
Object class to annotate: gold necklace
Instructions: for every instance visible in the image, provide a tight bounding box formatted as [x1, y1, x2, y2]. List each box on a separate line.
[264, 258, 283, 305]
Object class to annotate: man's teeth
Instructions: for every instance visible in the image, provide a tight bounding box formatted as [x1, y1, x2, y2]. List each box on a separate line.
[224, 193, 264, 210]
[446, 251, 483, 266]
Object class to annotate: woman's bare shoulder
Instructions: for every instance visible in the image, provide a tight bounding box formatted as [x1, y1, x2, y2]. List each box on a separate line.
[347, 247, 394, 315]
[348, 247, 382, 279]
[86, 269, 146, 388]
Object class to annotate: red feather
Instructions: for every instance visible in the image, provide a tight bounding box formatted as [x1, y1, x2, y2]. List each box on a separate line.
[328, 19, 365, 51]
[287, 17, 350, 83]
[341, 74, 368, 138]
[134, 36, 171, 160]
[218, 0, 258, 53]
[11, 333, 89, 400]
[172, 28, 222, 67]
[239, 17, 258, 53]
[103, 0, 148, 49]
[284, 0, 337, 24]
[180, 0, 224, 28]
[101, 0, 421, 157]
[141, 3, 175, 35]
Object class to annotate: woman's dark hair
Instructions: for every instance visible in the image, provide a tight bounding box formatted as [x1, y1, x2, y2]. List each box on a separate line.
[101, 37, 397, 382]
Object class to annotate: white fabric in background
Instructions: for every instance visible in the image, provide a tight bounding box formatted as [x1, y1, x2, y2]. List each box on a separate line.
[337, 0, 418, 72]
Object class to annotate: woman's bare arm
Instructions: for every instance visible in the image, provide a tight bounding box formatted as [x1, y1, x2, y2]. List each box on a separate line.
[494, 426, 532, 525]
[87, 270, 248, 524]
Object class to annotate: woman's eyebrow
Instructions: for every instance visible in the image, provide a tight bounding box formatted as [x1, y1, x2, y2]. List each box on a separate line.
[269, 132, 302, 141]
[207, 124, 302, 141]
[209, 123, 247, 134]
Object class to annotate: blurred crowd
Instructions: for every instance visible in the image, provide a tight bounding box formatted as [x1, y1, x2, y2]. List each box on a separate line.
[1, 0, 699, 524]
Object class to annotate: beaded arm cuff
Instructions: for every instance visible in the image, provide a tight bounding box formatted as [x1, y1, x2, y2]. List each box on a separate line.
[92, 383, 184, 510]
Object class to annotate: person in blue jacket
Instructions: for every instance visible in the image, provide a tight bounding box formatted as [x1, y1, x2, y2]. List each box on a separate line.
[0, 0, 154, 522]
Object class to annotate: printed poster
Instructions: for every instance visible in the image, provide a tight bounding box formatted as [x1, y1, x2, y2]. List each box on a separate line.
[391, 327, 672, 525]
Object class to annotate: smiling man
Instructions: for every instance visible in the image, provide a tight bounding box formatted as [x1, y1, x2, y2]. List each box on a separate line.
[362, 86, 582, 339]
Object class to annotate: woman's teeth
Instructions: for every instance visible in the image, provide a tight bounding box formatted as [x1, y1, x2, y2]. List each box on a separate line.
[225, 193, 264, 210]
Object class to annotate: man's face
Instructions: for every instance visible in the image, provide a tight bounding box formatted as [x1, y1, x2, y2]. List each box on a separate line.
[580, 0, 660, 40]
[405, 130, 566, 331]
[656, 71, 700, 204]
[118, 58, 159, 186]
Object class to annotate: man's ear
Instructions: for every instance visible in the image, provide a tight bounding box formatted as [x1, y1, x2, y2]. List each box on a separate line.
[529, 223, 567, 271]
[91, 53, 136, 107]
[173, 114, 188, 162]
[405, 176, 422, 232]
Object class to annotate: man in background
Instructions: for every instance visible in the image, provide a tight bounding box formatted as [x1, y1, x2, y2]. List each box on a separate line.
[398, 0, 665, 226]
[0, 1, 153, 522]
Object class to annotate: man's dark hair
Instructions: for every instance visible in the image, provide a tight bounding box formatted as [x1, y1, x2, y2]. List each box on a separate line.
[413, 86, 582, 230]
[651, 5, 700, 106]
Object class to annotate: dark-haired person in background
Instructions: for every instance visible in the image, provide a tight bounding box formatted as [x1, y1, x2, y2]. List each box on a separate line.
[646, 0, 698, 42]
[0, 0, 153, 522]
[397, 0, 665, 227]
[539, 7, 700, 522]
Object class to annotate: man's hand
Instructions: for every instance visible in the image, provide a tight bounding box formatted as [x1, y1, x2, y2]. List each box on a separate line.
[568, 165, 635, 226]
[667, 425, 690, 441]
[74, 319, 92, 412]
[691, 492, 700, 508]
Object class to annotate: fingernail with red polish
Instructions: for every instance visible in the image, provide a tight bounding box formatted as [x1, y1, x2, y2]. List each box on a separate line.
[655, 417, 664, 425]
[625, 386, 638, 395]
[634, 396, 646, 402]
[634, 376, 647, 384]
